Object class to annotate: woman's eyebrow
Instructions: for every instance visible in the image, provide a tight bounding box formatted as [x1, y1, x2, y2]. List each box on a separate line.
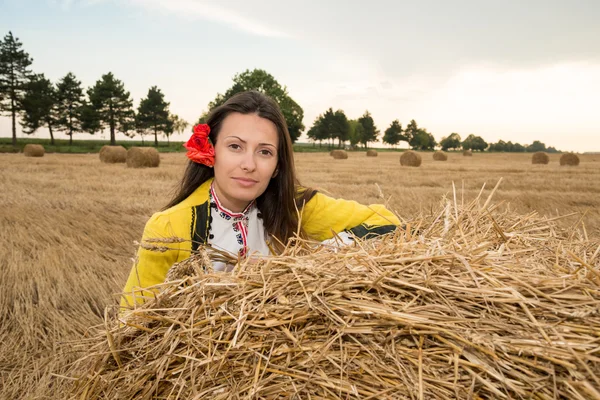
[226, 135, 276, 148]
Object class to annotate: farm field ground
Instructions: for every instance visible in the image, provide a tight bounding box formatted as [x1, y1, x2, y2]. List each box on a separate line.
[0, 151, 599, 396]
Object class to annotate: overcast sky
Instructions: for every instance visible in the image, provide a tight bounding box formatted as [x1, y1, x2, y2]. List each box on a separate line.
[1, 0, 599, 151]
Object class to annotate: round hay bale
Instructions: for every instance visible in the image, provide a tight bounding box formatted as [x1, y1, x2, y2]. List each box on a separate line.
[463, 150, 472, 157]
[400, 150, 422, 167]
[23, 144, 45, 157]
[432, 151, 448, 161]
[531, 152, 549, 165]
[366, 149, 378, 157]
[560, 153, 580, 166]
[331, 149, 348, 159]
[99, 145, 127, 163]
[126, 147, 160, 168]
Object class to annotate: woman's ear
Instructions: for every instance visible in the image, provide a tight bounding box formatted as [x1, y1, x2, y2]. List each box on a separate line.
[271, 167, 278, 179]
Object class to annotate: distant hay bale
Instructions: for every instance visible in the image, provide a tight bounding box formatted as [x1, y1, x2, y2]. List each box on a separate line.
[532, 152, 549, 165]
[331, 149, 348, 159]
[400, 150, 421, 167]
[23, 144, 45, 157]
[366, 150, 378, 157]
[99, 145, 127, 163]
[463, 150, 472, 157]
[433, 151, 448, 161]
[126, 147, 160, 168]
[560, 153, 580, 166]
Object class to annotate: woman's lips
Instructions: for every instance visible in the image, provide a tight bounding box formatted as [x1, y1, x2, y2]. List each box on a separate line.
[233, 177, 258, 187]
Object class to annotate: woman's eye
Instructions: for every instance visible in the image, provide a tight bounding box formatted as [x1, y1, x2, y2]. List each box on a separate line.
[259, 149, 273, 156]
[228, 143, 241, 150]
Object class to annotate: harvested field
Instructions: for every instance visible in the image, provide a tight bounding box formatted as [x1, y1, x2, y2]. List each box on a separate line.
[1, 151, 599, 398]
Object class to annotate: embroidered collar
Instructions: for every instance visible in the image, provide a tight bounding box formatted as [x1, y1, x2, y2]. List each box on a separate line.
[209, 183, 255, 257]
[209, 184, 255, 222]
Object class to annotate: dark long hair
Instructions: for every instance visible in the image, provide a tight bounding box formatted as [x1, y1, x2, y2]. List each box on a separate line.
[165, 91, 314, 250]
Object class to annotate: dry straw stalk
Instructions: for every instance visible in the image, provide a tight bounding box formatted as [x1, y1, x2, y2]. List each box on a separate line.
[46, 186, 600, 399]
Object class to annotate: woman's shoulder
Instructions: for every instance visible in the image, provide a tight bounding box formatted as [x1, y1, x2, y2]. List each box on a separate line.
[144, 179, 213, 235]
[161, 179, 213, 215]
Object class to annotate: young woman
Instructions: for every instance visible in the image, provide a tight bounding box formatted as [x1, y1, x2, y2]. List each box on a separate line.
[122, 91, 399, 308]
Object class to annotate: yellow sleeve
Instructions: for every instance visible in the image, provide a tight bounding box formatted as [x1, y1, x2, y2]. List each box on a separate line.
[120, 213, 180, 309]
[300, 192, 400, 242]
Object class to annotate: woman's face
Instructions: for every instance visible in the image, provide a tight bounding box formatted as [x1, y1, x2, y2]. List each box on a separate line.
[212, 112, 279, 212]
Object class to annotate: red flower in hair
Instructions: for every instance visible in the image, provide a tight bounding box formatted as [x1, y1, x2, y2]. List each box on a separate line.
[184, 124, 215, 166]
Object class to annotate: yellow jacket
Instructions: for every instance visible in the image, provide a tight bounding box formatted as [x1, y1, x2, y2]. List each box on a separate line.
[121, 178, 399, 307]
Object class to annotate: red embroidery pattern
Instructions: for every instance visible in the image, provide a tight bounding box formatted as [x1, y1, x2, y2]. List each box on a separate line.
[210, 185, 254, 258]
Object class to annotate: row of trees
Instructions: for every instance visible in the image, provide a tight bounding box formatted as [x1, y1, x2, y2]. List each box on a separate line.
[488, 140, 558, 153]
[1, 31, 562, 152]
[306, 109, 378, 149]
[0, 32, 189, 146]
[439, 133, 559, 153]
[307, 113, 439, 151]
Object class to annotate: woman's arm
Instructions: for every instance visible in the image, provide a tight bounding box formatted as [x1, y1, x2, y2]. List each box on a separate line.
[120, 213, 180, 309]
[300, 192, 400, 242]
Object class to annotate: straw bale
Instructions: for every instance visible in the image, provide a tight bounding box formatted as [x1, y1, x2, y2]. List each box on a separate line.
[53, 182, 600, 399]
[331, 149, 348, 159]
[366, 149, 378, 157]
[560, 152, 580, 166]
[463, 149, 472, 156]
[126, 147, 160, 168]
[99, 145, 127, 163]
[432, 151, 447, 161]
[400, 150, 421, 167]
[531, 151, 549, 164]
[23, 144, 45, 157]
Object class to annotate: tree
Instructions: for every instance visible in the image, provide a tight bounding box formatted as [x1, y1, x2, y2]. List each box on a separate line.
[307, 113, 331, 148]
[462, 134, 487, 151]
[80, 101, 101, 135]
[513, 142, 526, 152]
[55, 72, 85, 145]
[20, 73, 58, 144]
[0, 31, 33, 146]
[317, 108, 350, 148]
[332, 109, 350, 148]
[382, 120, 404, 147]
[409, 128, 437, 150]
[169, 114, 189, 140]
[306, 115, 324, 147]
[87, 72, 135, 145]
[440, 133, 462, 151]
[526, 140, 546, 152]
[404, 119, 419, 145]
[489, 140, 507, 152]
[357, 111, 379, 148]
[136, 86, 172, 146]
[205, 69, 304, 142]
[347, 119, 363, 148]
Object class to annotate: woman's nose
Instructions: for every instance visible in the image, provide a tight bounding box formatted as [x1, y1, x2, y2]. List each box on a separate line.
[240, 151, 256, 172]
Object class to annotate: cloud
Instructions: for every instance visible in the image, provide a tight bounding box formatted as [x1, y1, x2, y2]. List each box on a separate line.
[126, 0, 289, 38]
